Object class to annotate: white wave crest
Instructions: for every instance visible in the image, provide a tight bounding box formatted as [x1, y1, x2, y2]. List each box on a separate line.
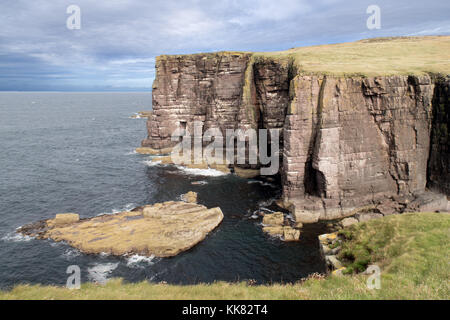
[87, 262, 119, 284]
[258, 207, 275, 213]
[126, 254, 156, 268]
[130, 113, 143, 119]
[175, 165, 228, 177]
[258, 198, 276, 208]
[62, 248, 81, 260]
[2, 232, 33, 243]
[247, 180, 277, 188]
[99, 203, 136, 216]
[143, 160, 163, 167]
[191, 180, 208, 185]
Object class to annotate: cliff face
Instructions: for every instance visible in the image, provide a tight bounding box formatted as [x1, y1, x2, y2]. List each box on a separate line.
[428, 76, 450, 194]
[142, 51, 449, 222]
[284, 75, 435, 221]
[143, 53, 253, 150]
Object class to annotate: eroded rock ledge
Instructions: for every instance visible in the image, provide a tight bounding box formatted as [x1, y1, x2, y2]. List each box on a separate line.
[18, 192, 223, 257]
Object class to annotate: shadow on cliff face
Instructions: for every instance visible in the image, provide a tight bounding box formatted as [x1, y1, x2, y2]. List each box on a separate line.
[427, 75, 450, 195]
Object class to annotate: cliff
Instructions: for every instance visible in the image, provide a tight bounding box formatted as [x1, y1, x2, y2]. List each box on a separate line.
[142, 36, 450, 222]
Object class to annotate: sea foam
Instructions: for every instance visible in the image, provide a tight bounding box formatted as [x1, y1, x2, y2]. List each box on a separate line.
[175, 165, 228, 177]
[87, 262, 119, 284]
[126, 254, 156, 268]
[1, 232, 33, 243]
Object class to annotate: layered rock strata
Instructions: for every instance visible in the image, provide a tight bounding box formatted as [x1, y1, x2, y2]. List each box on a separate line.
[142, 52, 449, 222]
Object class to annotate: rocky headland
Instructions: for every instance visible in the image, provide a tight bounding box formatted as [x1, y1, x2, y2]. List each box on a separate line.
[140, 36, 450, 224]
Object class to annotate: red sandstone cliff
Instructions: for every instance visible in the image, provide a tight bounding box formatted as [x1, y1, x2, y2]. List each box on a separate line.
[141, 43, 449, 222]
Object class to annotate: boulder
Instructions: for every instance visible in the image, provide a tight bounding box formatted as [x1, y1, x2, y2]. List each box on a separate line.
[262, 212, 284, 226]
[47, 213, 79, 227]
[341, 217, 358, 228]
[321, 244, 332, 255]
[262, 226, 284, 238]
[181, 191, 197, 204]
[332, 267, 346, 276]
[318, 232, 338, 245]
[293, 221, 303, 229]
[326, 255, 343, 269]
[263, 226, 301, 241]
[233, 167, 260, 179]
[406, 191, 449, 212]
[283, 226, 301, 241]
[355, 212, 383, 223]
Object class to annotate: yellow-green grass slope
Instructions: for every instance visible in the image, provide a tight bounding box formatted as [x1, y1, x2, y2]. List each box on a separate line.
[256, 36, 450, 76]
[1, 212, 449, 300]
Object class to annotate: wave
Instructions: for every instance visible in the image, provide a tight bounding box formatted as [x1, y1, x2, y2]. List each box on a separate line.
[129, 113, 144, 119]
[1, 232, 33, 243]
[62, 248, 81, 260]
[143, 158, 228, 176]
[126, 254, 157, 268]
[247, 180, 277, 188]
[99, 203, 136, 215]
[258, 198, 276, 208]
[87, 262, 119, 284]
[175, 166, 229, 177]
[143, 159, 164, 167]
[191, 180, 208, 185]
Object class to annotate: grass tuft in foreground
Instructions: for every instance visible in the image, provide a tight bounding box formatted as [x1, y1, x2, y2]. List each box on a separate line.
[1, 212, 449, 300]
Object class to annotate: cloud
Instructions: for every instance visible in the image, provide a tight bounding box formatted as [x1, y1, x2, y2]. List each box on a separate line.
[0, 0, 449, 91]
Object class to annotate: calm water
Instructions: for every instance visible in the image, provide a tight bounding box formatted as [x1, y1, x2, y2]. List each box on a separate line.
[0, 92, 326, 289]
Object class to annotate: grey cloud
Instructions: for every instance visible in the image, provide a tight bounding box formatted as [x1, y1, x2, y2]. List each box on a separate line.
[0, 0, 449, 91]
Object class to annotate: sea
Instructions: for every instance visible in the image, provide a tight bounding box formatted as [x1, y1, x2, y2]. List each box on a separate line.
[0, 92, 327, 289]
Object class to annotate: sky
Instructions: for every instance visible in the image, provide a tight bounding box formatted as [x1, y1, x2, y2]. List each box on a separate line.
[0, 0, 449, 91]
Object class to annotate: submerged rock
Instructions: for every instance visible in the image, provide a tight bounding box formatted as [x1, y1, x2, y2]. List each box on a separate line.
[149, 155, 231, 174]
[18, 194, 223, 258]
[233, 167, 260, 179]
[181, 191, 198, 203]
[135, 147, 173, 155]
[131, 111, 153, 119]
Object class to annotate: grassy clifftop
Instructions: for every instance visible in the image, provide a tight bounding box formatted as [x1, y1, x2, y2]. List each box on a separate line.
[257, 36, 450, 76]
[158, 36, 450, 77]
[1, 212, 448, 300]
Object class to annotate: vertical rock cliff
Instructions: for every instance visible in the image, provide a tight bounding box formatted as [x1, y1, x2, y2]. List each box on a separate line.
[142, 48, 449, 222]
[428, 76, 450, 194]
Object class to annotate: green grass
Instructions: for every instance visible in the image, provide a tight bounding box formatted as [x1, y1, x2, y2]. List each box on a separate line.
[1, 212, 449, 300]
[255, 36, 450, 76]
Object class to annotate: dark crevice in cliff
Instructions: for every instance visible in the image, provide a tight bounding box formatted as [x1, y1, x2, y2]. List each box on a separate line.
[303, 77, 327, 198]
[427, 75, 450, 194]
